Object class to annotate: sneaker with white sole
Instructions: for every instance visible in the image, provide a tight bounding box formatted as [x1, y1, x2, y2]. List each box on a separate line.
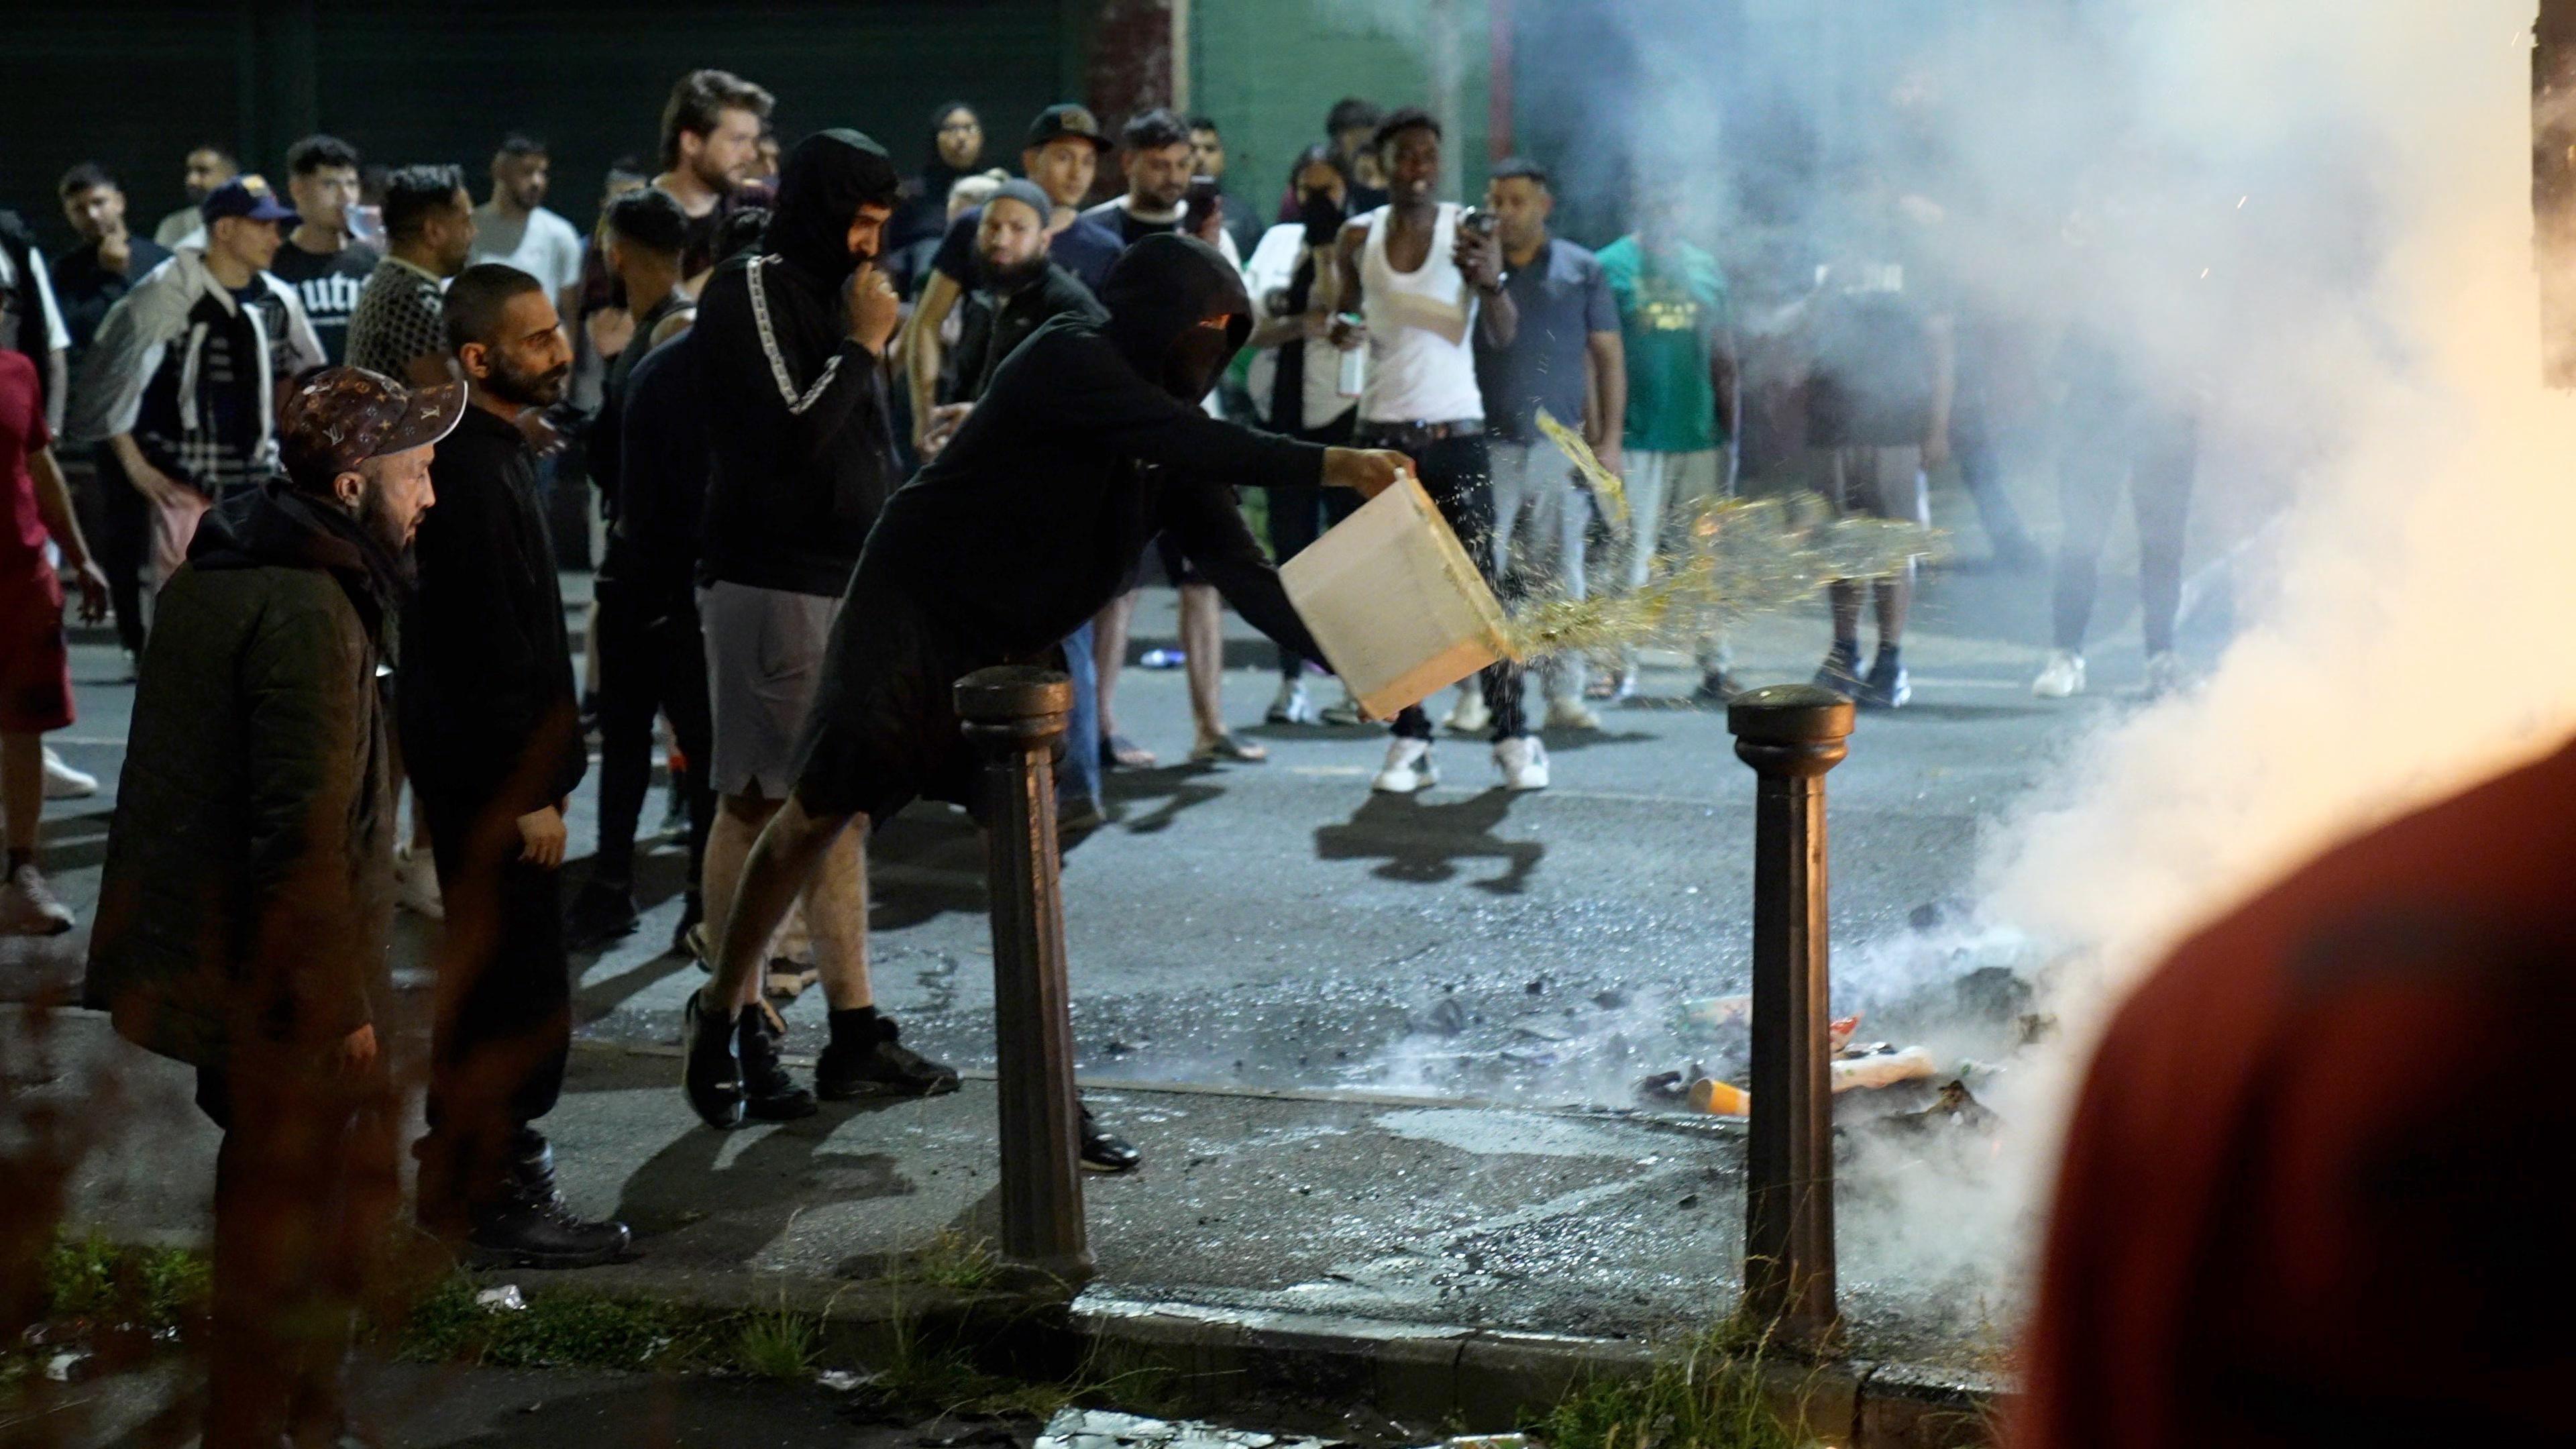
[1266, 678, 1318, 725]
[1544, 696, 1601, 731]
[396, 845, 445, 921]
[1442, 688, 1490, 736]
[1495, 736, 1550, 792]
[1318, 688, 1366, 727]
[2143, 650, 2184, 699]
[2031, 650, 2086, 699]
[0, 863, 76, 936]
[41, 748, 97, 800]
[1373, 738, 1438, 794]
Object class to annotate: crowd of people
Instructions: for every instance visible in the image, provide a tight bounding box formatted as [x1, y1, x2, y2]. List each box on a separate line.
[0, 58, 2226, 1449]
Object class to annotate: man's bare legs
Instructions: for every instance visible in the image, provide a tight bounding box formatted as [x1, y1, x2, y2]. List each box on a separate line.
[704, 793, 859, 1012]
[1181, 582, 1262, 761]
[1091, 589, 1153, 767]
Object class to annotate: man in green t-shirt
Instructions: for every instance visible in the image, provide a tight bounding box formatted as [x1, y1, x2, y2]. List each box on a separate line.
[1595, 188, 1738, 704]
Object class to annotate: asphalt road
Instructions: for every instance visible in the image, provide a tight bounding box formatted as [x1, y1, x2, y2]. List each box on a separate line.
[8, 486, 2202, 1114]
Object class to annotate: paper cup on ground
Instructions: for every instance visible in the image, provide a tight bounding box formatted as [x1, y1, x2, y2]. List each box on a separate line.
[1281, 476, 1519, 719]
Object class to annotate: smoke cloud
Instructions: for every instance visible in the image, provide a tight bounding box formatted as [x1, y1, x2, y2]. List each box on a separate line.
[1519, 0, 2576, 1336]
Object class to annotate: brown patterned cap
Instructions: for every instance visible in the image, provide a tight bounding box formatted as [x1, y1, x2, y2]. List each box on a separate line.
[277, 367, 467, 492]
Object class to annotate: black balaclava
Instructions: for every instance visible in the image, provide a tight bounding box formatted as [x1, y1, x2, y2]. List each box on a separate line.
[763, 129, 902, 282]
[1098, 233, 1254, 401]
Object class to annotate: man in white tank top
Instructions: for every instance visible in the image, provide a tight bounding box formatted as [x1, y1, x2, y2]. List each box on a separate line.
[1327, 109, 1548, 793]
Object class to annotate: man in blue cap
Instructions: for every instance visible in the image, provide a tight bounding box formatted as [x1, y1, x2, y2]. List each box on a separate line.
[68, 174, 323, 594]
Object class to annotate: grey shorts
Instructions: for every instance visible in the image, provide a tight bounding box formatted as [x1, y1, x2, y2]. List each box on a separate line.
[699, 580, 841, 799]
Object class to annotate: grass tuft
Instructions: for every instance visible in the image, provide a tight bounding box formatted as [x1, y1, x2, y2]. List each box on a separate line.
[1533, 1320, 1813, 1449]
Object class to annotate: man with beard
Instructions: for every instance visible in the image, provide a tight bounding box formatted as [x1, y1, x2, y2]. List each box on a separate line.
[152, 144, 238, 250]
[87, 366, 447, 1448]
[347, 166, 478, 388]
[401, 264, 630, 1267]
[52, 164, 172, 666]
[918, 180, 1110, 827]
[682, 234, 1412, 1177]
[690, 130, 934, 1123]
[655, 68, 775, 287]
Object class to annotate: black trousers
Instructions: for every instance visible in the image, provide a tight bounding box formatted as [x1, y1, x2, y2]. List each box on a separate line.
[87, 443, 149, 655]
[1364, 430, 1523, 742]
[1263, 413, 1360, 681]
[2053, 395, 2198, 654]
[416, 787, 571, 1214]
[195, 1056, 397, 1449]
[591, 574, 714, 890]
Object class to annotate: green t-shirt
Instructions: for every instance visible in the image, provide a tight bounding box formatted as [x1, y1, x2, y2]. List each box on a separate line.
[1598, 235, 1729, 453]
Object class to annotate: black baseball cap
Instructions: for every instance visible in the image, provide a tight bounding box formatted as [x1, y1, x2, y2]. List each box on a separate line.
[1025, 103, 1112, 153]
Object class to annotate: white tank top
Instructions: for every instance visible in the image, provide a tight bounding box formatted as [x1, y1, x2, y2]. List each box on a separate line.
[1358, 203, 1483, 425]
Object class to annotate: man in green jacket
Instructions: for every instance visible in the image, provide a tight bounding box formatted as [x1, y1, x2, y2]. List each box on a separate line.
[85, 365, 450, 1449]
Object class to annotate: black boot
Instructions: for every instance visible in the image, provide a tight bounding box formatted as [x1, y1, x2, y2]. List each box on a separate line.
[738, 1006, 817, 1122]
[564, 877, 639, 952]
[815, 1010, 960, 1100]
[682, 987, 744, 1128]
[466, 1132, 633, 1269]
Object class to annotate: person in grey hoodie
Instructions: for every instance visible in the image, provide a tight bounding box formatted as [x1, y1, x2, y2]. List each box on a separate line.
[67, 176, 324, 596]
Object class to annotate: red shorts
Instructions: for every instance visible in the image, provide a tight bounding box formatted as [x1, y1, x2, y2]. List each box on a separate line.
[0, 560, 73, 735]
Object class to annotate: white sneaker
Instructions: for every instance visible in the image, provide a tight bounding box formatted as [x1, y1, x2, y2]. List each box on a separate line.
[1373, 738, 1438, 794]
[1442, 688, 1491, 736]
[1266, 678, 1318, 725]
[41, 748, 97, 800]
[1544, 696, 1601, 731]
[1495, 736, 1550, 792]
[2031, 651, 2087, 699]
[0, 863, 75, 936]
[396, 845, 445, 921]
[2143, 650, 2184, 699]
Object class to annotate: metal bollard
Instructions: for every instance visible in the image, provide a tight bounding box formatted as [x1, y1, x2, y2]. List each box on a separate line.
[956, 665, 1093, 1284]
[1727, 682, 1855, 1352]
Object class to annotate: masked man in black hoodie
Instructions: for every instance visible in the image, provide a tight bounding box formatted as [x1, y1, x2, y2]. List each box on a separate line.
[692, 129, 942, 1120]
[87, 367, 446, 1449]
[682, 232, 1412, 1173]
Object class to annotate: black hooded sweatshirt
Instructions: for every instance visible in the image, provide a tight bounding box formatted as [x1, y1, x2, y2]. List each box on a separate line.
[865, 232, 1327, 662]
[696, 129, 904, 598]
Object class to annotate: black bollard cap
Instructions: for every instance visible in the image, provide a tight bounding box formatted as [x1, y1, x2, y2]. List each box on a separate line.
[1727, 683, 1856, 746]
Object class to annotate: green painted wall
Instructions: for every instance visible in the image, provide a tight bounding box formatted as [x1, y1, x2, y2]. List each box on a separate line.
[1189, 0, 1492, 217]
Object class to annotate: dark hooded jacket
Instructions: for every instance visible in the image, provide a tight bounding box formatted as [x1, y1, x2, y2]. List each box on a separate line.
[866, 232, 1326, 661]
[696, 129, 904, 597]
[85, 484, 404, 1067]
[888, 101, 979, 261]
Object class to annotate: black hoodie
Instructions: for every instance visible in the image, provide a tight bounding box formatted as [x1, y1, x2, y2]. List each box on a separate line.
[696, 129, 904, 597]
[864, 232, 1326, 661]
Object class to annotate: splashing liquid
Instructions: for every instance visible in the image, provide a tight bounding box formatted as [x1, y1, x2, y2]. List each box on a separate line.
[1500, 410, 1939, 659]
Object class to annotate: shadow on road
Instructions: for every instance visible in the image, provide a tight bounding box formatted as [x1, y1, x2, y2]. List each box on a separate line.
[1314, 791, 1544, 895]
[612, 1099, 918, 1268]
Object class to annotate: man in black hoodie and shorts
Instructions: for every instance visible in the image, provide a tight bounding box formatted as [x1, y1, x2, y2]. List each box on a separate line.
[680, 233, 1411, 1173]
[692, 130, 939, 1121]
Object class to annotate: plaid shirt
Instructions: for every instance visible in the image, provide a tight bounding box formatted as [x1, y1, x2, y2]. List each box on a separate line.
[345, 254, 447, 380]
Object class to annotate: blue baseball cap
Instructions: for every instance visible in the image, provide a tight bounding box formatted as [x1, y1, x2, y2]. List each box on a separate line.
[201, 174, 299, 226]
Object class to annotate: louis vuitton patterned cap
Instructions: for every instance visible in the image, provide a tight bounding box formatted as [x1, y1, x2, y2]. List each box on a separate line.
[278, 366, 467, 492]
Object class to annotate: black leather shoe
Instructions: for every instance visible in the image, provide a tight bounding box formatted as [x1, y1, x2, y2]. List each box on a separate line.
[682, 989, 745, 1129]
[1079, 1107, 1141, 1175]
[564, 877, 639, 952]
[466, 1134, 633, 1269]
[738, 1006, 817, 1122]
[814, 1016, 960, 1100]
[1857, 651, 1912, 710]
[468, 1192, 633, 1269]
